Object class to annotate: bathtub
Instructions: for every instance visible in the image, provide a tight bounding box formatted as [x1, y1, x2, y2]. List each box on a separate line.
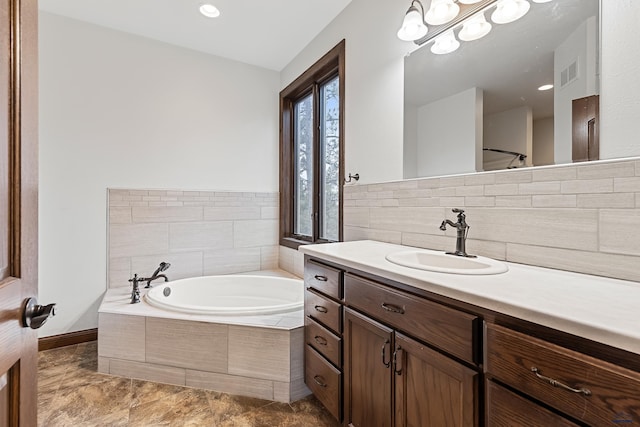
[145, 274, 304, 315]
[97, 271, 309, 403]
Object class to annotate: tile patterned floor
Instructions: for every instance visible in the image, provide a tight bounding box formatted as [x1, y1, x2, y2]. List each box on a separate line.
[38, 342, 339, 426]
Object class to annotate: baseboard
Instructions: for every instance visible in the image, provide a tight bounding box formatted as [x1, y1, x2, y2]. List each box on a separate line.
[38, 328, 98, 351]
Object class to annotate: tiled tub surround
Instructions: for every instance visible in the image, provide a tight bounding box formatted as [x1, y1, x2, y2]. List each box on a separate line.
[98, 271, 309, 403]
[343, 158, 640, 282]
[108, 189, 279, 288]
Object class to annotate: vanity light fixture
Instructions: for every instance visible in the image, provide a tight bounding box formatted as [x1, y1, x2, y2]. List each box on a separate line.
[199, 3, 220, 18]
[458, 12, 492, 41]
[425, 0, 460, 26]
[538, 84, 554, 91]
[431, 30, 460, 54]
[491, 0, 530, 24]
[399, 0, 550, 53]
[397, 0, 429, 41]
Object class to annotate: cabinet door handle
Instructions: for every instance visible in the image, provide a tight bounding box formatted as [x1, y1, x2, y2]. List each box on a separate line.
[314, 275, 328, 282]
[531, 367, 592, 396]
[313, 375, 327, 387]
[381, 302, 405, 314]
[314, 305, 328, 313]
[381, 339, 391, 368]
[314, 335, 328, 346]
[393, 346, 403, 376]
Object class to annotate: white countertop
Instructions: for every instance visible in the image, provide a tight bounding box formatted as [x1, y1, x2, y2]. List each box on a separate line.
[299, 240, 640, 355]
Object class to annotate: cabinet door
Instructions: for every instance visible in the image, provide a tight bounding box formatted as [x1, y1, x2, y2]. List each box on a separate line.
[394, 333, 478, 427]
[344, 308, 394, 427]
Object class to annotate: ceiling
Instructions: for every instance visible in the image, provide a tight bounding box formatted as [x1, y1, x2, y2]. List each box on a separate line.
[38, 0, 352, 71]
[404, 0, 599, 120]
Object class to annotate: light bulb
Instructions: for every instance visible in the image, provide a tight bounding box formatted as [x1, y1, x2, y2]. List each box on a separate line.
[199, 3, 220, 18]
[431, 31, 460, 54]
[458, 13, 492, 41]
[491, 0, 530, 24]
[425, 0, 460, 26]
[397, 4, 428, 41]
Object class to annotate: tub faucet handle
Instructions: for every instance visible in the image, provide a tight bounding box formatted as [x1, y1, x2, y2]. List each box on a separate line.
[129, 273, 142, 304]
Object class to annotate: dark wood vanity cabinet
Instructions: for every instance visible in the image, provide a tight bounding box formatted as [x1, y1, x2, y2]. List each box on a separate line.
[304, 255, 640, 427]
[485, 323, 640, 427]
[303, 259, 344, 421]
[342, 274, 479, 427]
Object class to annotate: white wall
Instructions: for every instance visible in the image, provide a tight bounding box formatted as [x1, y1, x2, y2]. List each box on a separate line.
[484, 106, 532, 171]
[554, 16, 598, 164]
[417, 88, 482, 177]
[38, 12, 279, 336]
[533, 117, 554, 166]
[601, 1, 640, 159]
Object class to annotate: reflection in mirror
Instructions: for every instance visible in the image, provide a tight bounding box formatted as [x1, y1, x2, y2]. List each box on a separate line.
[403, 0, 600, 178]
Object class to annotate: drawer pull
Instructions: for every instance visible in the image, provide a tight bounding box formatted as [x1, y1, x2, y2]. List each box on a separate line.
[314, 275, 328, 282]
[381, 339, 391, 368]
[313, 375, 328, 388]
[314, 305, 328, 313]
[314, 335, 328, 346]
[381, 302, 405, 314]
[531, 367, 592, 396]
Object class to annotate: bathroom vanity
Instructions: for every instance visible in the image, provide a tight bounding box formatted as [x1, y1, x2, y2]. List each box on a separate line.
[300, 240, 640, 426]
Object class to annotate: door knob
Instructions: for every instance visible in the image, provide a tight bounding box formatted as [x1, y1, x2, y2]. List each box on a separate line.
[22, 297, 56, 329]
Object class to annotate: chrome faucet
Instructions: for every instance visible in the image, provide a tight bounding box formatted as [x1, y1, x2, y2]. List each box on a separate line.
[439, 209, 475, 258]
[128, 262, 171, 304]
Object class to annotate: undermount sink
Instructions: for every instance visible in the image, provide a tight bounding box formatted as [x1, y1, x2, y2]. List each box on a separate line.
[385, 250, 508, 275]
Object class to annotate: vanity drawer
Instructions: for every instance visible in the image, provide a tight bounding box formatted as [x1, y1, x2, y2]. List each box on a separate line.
[485, 323, 640, 426]
[305, 316, 341, 367]
[486, 381, 579, 427]
[304, 259, 342, 300]
[344, 274, 477, 364]
[305, 345, 342, 421]
[305, 289, 342, 334]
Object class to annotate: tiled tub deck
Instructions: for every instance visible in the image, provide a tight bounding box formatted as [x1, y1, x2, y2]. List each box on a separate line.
[97, 272, 309, 403]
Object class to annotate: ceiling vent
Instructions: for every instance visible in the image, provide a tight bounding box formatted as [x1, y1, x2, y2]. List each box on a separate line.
[560, 60, 578, 88]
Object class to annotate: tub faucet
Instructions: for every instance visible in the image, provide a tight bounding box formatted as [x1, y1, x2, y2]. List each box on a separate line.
[142, 262, 171, 288]
[439, 208, 476, 258]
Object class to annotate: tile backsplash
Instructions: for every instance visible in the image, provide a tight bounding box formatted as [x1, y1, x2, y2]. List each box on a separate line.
[343, 158, 640, 283]
[107, 189, 279, 288]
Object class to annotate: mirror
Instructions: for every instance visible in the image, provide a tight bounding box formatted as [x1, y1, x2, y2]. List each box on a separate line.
[403, 0, 600, 178]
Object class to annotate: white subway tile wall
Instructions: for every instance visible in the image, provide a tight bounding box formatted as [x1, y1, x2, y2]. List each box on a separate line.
[107, 189, 279, 288]
[344, 159, 640, 282]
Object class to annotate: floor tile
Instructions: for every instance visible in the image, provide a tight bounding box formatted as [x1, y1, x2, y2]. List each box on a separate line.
[38, 342, 334, 426]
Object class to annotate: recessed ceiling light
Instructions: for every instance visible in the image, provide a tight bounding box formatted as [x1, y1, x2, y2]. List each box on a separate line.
[538, 84, 554, 91]
[199, 4, 220, 18]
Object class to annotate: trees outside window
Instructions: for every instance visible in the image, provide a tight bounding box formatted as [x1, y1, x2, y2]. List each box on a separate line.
[280, 41, 345, 248]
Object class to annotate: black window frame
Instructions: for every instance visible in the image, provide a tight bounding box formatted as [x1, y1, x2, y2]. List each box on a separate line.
[279, 40, 345, 249]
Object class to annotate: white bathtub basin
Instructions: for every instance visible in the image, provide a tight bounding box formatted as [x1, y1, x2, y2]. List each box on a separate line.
[145, 274, 304, 315]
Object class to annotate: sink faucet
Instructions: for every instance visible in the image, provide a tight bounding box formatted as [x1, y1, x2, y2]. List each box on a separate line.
[128, 262, 171, 304]
[439, 209, 476, 258]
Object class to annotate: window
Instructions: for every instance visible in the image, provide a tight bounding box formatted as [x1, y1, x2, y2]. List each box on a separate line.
[280, 40, 345, 248]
